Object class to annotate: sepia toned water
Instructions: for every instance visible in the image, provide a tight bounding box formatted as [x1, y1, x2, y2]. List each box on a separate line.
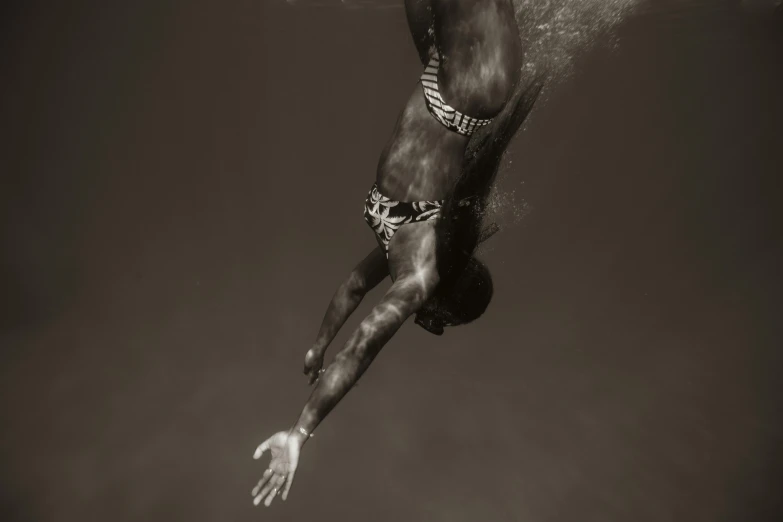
[1, 1, 781, 522]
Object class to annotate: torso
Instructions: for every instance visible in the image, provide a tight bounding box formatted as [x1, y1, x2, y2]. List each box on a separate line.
[376, 0, 522, 202]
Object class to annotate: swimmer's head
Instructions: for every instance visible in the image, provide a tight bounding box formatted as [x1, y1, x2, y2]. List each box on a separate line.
[414, 256, 494, 335]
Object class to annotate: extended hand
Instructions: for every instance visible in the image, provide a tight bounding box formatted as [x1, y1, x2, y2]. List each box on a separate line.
[252, 431, 302, 506]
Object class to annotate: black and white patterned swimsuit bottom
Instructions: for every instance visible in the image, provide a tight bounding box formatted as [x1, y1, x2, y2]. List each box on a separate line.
[363, 183, 443, 258]
[420, 55, 493, 137]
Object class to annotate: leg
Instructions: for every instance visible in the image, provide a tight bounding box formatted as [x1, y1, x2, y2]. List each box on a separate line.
[405, 0, 435, 65]
[432, 0, 523, 118]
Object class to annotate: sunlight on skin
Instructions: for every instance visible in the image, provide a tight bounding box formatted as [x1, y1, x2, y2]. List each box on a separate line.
[294, 223, 438, 444]
[379, 90, 464, 201]
[407, 227, 438, 282]
[295, 268, 435, 432]
[253, 1, 524, 508]
[379, 0, 521, 204]
[304, 249, 389, 383]
[435, 0, 522, 115]
[251, 0, 649, 508]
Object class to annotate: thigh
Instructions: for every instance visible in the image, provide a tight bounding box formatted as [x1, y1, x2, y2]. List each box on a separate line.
[432, 0, 523, 117]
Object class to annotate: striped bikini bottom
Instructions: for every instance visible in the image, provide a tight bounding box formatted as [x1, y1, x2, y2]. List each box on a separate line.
[420, 55, 493, 137]
[363, 184, 443, 258]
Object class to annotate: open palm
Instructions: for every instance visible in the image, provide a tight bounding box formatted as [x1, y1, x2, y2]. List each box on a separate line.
[251, 431, 301, 507]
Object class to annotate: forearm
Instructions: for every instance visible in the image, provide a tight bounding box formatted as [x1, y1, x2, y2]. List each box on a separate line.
[290, 346, 370, 446]
[312, 282, 365, 353]
[291, 278, 428, 445]
[311, 249, 389, 354]
[294, 315, 398, 445]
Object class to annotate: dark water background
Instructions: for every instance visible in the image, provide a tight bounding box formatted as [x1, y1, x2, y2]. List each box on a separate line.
[1, 1, 781, 521]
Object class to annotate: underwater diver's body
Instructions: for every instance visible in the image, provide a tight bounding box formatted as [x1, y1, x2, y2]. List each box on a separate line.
[252, 0, 536, 507]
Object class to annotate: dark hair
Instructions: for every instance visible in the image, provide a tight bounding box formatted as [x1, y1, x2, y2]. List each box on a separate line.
[415, 256, 494, 335]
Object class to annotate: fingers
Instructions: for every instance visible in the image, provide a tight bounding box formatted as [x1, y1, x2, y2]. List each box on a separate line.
[303, 349, 320, 372]
[308, 367, 326, 386]
[253, 439, 270, 460]
[304, 349, 326, 385]
[253, 473, 285, 507]
[264, 474, 286, 507]
[304, 362, 314, 383]
[251, 468, 274, 497]
[281, 468, 296, 501]
[253, 475, 276, 506]
[256, 472, 284, 506]
[306, 365, 325, 386]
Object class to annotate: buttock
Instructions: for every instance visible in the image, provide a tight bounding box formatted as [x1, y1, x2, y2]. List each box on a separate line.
[363, 184, 443, 257]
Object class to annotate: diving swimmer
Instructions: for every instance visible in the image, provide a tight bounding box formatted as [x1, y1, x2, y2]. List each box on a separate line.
[251, 0, 542, 506]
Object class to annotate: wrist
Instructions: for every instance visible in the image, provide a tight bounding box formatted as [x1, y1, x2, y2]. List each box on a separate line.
[289, 426, 313, 447]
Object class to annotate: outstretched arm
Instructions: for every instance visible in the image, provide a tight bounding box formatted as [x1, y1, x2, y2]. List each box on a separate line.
[296, 270, 436, 438]
[304, 247, 389, 383]
[252, 267, 438, 506]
